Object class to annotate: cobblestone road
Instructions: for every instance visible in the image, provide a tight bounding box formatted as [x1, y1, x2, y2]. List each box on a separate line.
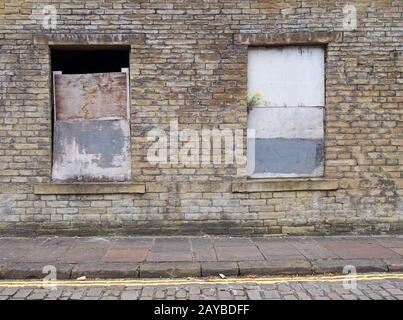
[1, 274, 403, 300]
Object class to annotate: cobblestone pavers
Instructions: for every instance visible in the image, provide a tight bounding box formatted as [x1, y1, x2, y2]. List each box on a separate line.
[0, 276, 403, 300]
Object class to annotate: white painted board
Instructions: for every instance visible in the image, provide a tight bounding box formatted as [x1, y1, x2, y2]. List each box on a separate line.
[248, 47, 325, 107]
[248, 107, 324, 139]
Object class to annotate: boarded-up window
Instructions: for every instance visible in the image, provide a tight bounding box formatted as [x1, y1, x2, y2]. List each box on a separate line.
[52, 69, 131, 181]
[247, 47, 325, 178]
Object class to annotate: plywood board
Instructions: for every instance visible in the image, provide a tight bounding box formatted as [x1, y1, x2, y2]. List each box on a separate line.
[248, 107, 324, 139]
[247, 107, 324, 178]
[54, 72, 128, 120]
[248, 47, 325, 107]
[253, 138, 324, 175]
[52, 120, 131, 182]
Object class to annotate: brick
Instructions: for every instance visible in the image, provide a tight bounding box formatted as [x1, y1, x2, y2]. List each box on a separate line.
[282, 226, 315, 235]
[121, 291, 140, 300]
[0, 54, 17, 63]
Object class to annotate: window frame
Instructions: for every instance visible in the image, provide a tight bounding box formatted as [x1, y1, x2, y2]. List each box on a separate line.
[246, 44, 327, 179]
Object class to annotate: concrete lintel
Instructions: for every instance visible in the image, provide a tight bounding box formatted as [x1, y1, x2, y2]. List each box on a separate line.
[34, 33, 145, 46]
[232, 179, 339, 193]
[34, 183, 145, 195]
[236, 31, 343, 46]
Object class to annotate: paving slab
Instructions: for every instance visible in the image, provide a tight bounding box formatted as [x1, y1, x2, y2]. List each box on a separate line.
[140, 262, 200, 278]
[102, 248, 148, 263]
[312, 259, 388, 273]
[213, 237, 254, 247]
[147, 237, 193, 262]
[146, 251, 193, 262]
[390, 248, 403, 256]
[1, 262, 74, 279]
[152, 238, 191, 250]
[238, 261, 274, 275]
[317, 239, 401, 259]
[262, 260, 312, 275]
[0, 237, 45, 247]
[384, 258, 403, 272]
[28, 245, 72, 263]
[201, 262, 239, 277]
[0, 246, 38, 263]
[41, 237, 76, 247]
[215, 246, 264, 261]
[59, 247, 107, 263]
[290, 239, 339, 260]
[192, 247, 217, 262]
[375, 237, 403, 248]
[106, 237, 154, 248]
[71, 263, 140, 279]
[191, 238, 217, 262]
[254, 239, 306, 260]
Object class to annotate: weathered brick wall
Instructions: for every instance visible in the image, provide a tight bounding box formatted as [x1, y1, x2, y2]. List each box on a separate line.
[0, 0, 402, 236]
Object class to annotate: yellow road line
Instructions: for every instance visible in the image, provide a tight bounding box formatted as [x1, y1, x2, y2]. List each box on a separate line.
[0, 273, 403, 288]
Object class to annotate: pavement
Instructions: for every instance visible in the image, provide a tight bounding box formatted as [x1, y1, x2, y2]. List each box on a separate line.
[0, 235, 403, 279]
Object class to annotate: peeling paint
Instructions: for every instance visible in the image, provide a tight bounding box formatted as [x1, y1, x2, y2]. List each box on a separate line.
[52, 70, 131, 182]
[248, 107, 324, 139]
[248, 47, 325, 107]
[248, 106, 324, 178]
[52, 120, 131, 182]
[247, 47, 325, 178]
[253, 138, 324, 176]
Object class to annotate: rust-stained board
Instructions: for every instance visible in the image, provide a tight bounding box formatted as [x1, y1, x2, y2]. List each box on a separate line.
[54, 72, 128, 120]
[52, 70, 131, 182]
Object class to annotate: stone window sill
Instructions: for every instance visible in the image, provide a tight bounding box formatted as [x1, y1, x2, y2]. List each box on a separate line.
[232, 179, 339, 193]
[33, 183, 145, 195]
